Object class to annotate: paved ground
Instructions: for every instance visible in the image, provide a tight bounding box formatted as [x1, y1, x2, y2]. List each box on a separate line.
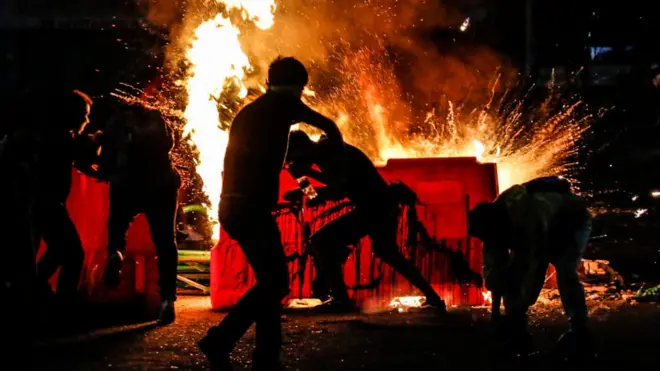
[31, 295, 660, 371]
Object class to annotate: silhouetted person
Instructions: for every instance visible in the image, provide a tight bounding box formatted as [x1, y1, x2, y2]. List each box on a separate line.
[468, 176, 592, 359]
[32, 90, 96, 307]
[198, 57, 344, 371]
[284, 131, 447, 312]
[0, 119, 41, 352]
[100, 106, 181, 324]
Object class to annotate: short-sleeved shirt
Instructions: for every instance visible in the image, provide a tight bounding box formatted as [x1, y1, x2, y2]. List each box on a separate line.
[221, 92, 309, 209]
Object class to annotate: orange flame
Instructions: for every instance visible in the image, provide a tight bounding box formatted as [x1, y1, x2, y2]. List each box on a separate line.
[482, 290, 492, 305]
[180, 2, 593, 242]
[299, 48, 591, 192]
[182, 1, 276, 241]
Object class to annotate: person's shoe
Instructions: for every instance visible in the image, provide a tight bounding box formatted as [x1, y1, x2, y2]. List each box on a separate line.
[103, 250, 124, 288]
[423, 297, 447, 314]
[199, 335, 233, 371]
[158, 300, 176, 324]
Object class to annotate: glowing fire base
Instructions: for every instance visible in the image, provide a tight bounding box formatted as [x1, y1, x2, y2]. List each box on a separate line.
[388, 296, 428, 313]
[286, 298, 326, 309]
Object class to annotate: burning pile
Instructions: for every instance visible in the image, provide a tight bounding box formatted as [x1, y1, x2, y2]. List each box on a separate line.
[388, 296, 427, 313]
[132, 0, 597, 240]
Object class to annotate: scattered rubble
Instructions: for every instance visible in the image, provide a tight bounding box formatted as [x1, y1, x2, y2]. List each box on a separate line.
[633, 284, 660, 302]
[480, 259, 650, 321]
[579, 259, 625, 287]
[388, 296, 426, 312]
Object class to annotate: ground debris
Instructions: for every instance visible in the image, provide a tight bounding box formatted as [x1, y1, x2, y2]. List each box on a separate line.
[31, 296, 660, 370]
[579, 259, 625, 286]
[530, 281, 636, 319]
[633, 284, 660, 302]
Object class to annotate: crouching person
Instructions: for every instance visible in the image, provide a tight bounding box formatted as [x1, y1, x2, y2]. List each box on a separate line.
[284, 131, 446, 312]
[468, 176, 593, 360]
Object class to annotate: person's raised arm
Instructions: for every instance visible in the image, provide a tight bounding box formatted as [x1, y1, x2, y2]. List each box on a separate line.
[288, 161, 331, 186]
[296, 104, 343, 150]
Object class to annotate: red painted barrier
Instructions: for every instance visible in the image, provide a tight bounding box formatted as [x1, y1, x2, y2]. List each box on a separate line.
[210, 157, 499, 310]
[54, 160, 554, 312]
[38, 171, 161, 310]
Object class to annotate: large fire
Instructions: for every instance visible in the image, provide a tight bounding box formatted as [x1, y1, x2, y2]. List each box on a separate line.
[182, 0, 277, 240]
[173, 1, 593, 241]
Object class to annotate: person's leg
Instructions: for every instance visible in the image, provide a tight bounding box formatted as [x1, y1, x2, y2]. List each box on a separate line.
[310, 270, 328, 300]
[310, 211, 364, 303]
[377, 247, 446, 309]
[552, 218, 592, 359]
[144, 182, 179, 323]
[1, 198, 38, 348]
[553, 219, 591, 332]
[103, 186, 137, 288]
[497, 253, 538, 357]
[313, 246, 353, 302]
[251, 215, 290, 368]
[51, 206, 84, 301]
[33, 202, 59, 292]
[35, 201, 84, 301]
[369, 212, 446, 311]
[200, 200, 289, 369]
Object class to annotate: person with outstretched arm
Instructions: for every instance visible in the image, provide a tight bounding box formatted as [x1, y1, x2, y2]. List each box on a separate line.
[199, 57, 343, 371]
[283, 131, 447, 313]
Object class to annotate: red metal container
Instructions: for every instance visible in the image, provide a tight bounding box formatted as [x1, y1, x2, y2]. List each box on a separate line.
[57, 159, 555, 312]
[38, 171, 161, 312]
[210, 157, 499, 309]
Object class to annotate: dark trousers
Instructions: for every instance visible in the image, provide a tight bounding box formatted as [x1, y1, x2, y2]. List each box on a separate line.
[311, 204, 441, 303]
[1, 194, 37, 349]
[107, 180, 179, 301]
[504, 219, 592, 333]
[34, 200, 84, 300]
[208, 198, 289, 363]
